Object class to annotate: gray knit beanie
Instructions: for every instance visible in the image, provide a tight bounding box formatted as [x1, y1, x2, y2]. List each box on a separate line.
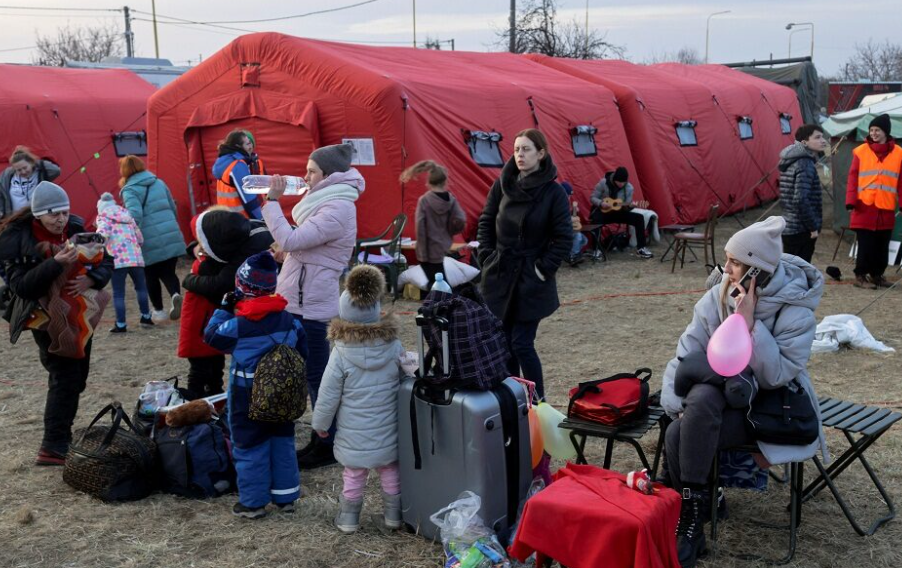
[339, 265, 384, 324]
[724, 216, 785, 273]
[31, 181, 70, 217]
[309, 143, 354, 177]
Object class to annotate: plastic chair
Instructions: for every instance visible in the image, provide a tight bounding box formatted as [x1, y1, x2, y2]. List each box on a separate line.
[354, 213, 408, 298]
[671, 205, 719, 272]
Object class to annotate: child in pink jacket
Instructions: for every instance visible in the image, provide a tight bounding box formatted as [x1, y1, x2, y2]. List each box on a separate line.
[95, 192, 151, 332]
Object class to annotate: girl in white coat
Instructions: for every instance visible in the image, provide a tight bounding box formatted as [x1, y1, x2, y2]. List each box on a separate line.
[312, 265, 406, 534]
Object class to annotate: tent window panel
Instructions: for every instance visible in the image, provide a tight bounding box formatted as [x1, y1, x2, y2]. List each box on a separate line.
[571, 125, 598, 157]
[464, 130, 504, 168]
[675, 121, 698, 147]
[780, 113, 793, 135]
[738, 117, 754, 140]
[112, 131, 147, 157]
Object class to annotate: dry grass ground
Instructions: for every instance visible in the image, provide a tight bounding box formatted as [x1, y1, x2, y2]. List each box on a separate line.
[1, 200, 900, 568]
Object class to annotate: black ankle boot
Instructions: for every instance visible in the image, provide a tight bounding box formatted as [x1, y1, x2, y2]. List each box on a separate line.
[676, 487, 708, 568]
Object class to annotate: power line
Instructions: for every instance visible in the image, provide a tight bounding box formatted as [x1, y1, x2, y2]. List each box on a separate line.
[200, 0, 382, 24]
[0, 44, 36, 53]
[131, 10, 255, 33]
[132, 18, 243, 37]
[0, 5, 121, 12]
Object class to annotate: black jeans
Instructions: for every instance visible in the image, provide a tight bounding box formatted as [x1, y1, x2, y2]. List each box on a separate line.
[594, 209, 648, 249]
[32, 330, 92, 454]
[144, 256, 181, 311]
[854, 229, 892, 279]
[503, 319, 544, 398]
[782, 232, 817, 264]
[186, 355, 226, 400]
[420, 261, 443, 290]
[665, 383, 754, 490]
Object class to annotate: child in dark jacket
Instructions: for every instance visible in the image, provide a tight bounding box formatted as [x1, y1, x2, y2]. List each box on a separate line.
[204, 251, 307, 519]
[400, 160, 466, 289]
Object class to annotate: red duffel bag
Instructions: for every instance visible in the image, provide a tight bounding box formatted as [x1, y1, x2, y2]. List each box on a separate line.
[567, 368, 652, 426]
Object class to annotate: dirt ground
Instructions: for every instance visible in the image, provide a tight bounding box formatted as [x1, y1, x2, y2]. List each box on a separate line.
[2, 199, 901, 568]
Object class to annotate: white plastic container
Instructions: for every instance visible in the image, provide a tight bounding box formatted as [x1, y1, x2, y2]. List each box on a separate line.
[241, 175, 308, 196]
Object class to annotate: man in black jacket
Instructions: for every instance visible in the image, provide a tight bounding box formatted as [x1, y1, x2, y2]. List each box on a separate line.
[778, 124, 827, 263]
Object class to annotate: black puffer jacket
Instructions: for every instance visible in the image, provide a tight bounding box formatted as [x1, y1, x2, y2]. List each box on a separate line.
[0, 213, 114, 342]
[183, 210, 274, 303]
[778, 142, 822, 235]
[477, 155, 572, 322]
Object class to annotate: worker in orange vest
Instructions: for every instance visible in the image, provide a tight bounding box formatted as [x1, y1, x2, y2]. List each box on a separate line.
[212, 129, 266, 220]
[845, 113, 901, 289]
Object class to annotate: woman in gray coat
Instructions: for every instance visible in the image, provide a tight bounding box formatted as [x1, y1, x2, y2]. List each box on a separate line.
[661, 216, 826, 568]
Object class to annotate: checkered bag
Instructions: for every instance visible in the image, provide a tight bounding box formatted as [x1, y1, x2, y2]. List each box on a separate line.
[419, 286, 509, 390]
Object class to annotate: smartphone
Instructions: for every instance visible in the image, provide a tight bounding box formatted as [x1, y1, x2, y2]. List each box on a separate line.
[72, 232, 105, 245]
[730, 266, 761, 298]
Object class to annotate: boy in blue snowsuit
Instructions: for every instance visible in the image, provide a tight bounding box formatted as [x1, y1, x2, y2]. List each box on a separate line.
[204, 251, 307, 519]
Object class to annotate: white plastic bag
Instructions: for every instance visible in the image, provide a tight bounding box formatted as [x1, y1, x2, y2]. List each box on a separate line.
[430, 491, 510, 568]
[812, 314, 895, 354]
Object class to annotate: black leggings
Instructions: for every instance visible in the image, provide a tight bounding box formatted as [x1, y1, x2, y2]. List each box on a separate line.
[420, 261, 443, 290]
[854, 229, 892, 279]
[665, 383, 754, 490]
[144, 256, 181, 311]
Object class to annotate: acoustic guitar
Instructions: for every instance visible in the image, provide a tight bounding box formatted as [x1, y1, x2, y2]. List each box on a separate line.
[601, 197, 649, 211]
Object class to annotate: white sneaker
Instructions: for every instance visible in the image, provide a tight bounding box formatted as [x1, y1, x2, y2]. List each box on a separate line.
[636, 247, 654, 259]
[151, 309, 168, 321]
[169, 293, 182, 320]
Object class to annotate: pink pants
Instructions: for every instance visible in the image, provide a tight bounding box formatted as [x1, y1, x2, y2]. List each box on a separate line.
[342, 462, 400, 500]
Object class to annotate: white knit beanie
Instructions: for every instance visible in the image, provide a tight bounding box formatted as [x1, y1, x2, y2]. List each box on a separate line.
[97, 192, 117, 214]
[724, 216, 785, 273]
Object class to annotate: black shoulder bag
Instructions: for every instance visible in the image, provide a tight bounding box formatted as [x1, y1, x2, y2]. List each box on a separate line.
[746, 381, 819, 445]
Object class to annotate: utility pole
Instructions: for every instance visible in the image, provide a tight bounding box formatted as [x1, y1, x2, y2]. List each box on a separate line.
[152, 0, 160, 58]
[585, 0, 589, 58]
[450, 39, 455, 51]
[509, 0, 516, 52]
[412, 0, 417, 48]
[123, 6, 134, 58]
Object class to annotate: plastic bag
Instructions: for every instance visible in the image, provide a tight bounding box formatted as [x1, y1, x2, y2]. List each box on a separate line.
[430, 491, 510, 568]
[535, 402, 577, 460]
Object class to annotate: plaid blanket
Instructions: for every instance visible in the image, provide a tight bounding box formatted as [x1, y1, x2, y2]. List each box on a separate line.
[39, 242, 111, 359]
[420, 286, 509, 390]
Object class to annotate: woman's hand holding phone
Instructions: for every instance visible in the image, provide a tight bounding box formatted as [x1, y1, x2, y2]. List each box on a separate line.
[734, 276, 757, 331]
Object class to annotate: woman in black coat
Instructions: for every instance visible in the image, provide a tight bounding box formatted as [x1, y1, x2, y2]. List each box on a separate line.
[0, 182, 113, 466]
[477, 128, 572, 398]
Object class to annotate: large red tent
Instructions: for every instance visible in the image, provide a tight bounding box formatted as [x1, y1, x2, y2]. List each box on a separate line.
[0, 64, 155, 227]
[147, 33, 638, 240]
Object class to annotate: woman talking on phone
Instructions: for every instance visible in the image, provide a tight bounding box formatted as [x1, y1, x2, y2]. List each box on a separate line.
[659, 216, 827, 568]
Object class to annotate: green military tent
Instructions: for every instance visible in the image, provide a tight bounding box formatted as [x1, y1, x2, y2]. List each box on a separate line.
[822, 94, 902, 243]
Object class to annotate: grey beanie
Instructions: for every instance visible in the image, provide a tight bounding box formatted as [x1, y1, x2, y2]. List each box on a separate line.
[309, 143, 354, 177]
[724, 216, 785, 273]
[97, 192, 117, 214]
[339, 265, 384, 324]
[31, 181, 70, 217]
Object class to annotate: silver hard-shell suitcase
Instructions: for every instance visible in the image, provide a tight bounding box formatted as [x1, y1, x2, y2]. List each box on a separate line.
[397, 310, 531, 541]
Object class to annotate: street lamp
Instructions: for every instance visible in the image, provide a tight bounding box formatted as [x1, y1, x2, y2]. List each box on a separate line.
[705, 10, 731, 64]
[787, 29, 805, 58]
[786, 22, 814, 58]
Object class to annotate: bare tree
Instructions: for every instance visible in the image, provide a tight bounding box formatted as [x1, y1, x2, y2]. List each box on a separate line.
[838, 39, 902, 81]
[33, 24, 123, 67]
[496, 0, 625, 60]
[642, 46, 702, 65]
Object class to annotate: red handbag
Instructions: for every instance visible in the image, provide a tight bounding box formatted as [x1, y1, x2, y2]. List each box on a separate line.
[567, 368, 652, 426]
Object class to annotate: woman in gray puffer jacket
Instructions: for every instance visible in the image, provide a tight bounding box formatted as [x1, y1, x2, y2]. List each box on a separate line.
[312, 265, 406, 535]
[661, 216, 827, 568]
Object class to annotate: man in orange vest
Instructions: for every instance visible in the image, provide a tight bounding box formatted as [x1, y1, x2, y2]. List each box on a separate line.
[846, 113, 901, 289]
[212, 130, 266, 220]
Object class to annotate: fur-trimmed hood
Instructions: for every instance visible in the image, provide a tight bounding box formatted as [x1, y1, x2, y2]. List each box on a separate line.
[328, 315, 400, 344]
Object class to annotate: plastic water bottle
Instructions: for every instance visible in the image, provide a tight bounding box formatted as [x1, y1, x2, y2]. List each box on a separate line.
[431, 272, 452, 293]
[241, 175, 308, 196]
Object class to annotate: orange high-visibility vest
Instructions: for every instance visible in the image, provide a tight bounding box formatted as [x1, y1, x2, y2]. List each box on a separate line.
[853, 143, 902, 211]
[215, 157, 266, 217]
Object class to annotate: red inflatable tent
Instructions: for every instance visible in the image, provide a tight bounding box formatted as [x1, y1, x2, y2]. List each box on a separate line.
[0, 64, 155, 227]
[147, 33, 638, 240]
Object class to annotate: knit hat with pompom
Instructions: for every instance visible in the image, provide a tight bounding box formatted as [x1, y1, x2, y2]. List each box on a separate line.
[339, 264, 385, 323]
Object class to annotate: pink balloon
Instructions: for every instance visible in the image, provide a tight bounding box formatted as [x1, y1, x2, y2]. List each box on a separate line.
[707, 313, 753, 377]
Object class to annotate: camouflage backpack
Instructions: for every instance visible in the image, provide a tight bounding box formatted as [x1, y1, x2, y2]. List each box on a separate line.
[249, 332, 307, 423]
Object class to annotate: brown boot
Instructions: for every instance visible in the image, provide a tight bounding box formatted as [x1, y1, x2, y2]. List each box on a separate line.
[854, 275, 877, 289]
[871, 276, 893, 288]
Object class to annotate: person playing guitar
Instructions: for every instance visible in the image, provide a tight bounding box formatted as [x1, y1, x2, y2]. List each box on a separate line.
[590, 167, 654, 259]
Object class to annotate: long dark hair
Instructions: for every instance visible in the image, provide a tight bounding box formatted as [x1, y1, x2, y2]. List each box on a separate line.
[514, 128, 550, 156]
[218, 130, 249, 155]
[0, 208, 34, 236]
[399, 160, 448, 188]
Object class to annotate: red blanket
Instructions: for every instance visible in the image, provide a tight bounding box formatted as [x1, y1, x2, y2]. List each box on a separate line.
[509, 463, 681, 568]
[38, 242, 111, 359]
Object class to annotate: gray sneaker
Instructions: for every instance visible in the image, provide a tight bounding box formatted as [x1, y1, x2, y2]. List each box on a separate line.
[335, 495, 363, 533]
[169, 293, 183, 320]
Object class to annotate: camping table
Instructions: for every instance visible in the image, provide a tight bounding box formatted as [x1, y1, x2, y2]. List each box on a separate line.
[558, 403, 668, 479]
[579, 223, 606, 262]
[399, 241, 470, 253]
[659, 224, 697, 263]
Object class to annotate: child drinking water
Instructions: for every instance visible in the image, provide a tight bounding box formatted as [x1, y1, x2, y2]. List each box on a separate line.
[312, 265, 407, 533]
[204, 251, 307, 519]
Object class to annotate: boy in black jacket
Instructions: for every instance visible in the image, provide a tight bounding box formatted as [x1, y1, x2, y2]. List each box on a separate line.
[778, 124, 827, 263]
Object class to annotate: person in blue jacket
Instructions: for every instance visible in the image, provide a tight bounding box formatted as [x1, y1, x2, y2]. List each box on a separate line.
[212, 130, 264, 220]
[204, 251, 308, 519]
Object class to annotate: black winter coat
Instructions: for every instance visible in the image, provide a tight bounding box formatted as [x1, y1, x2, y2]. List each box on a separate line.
[477, 155, 572, 322]
[182, 212, 273, 304]
[0, 214, 114, 343]
[778, 142, 822, 235]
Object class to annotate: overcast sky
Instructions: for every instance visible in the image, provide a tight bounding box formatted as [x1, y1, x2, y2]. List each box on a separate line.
[1, 1, 897, 77]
